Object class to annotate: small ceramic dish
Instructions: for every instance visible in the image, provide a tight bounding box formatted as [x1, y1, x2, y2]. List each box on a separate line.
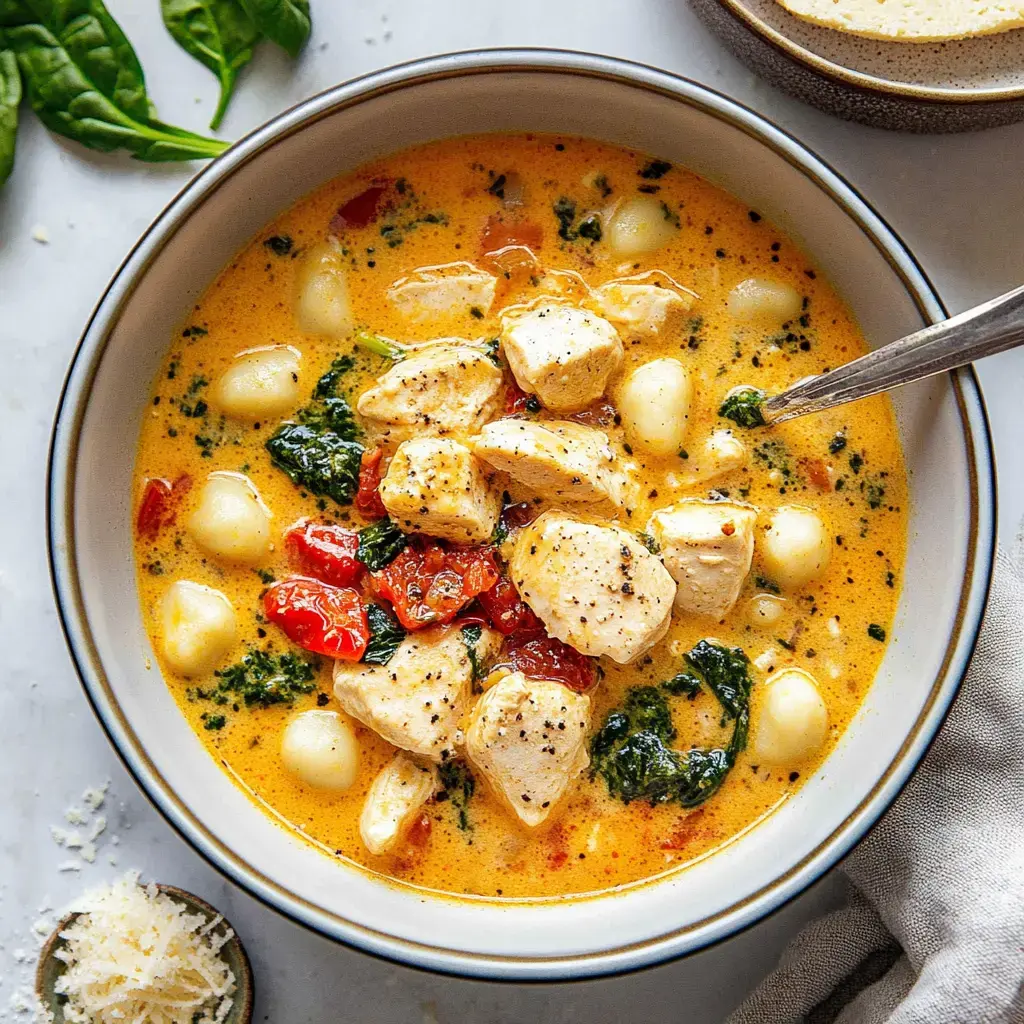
[35, 884, 254, 1023]
[693, 0, 1024, 132]
[47, 49, 996, 980]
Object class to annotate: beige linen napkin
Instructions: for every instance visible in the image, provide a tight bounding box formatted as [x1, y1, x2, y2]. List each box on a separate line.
[728, 547, 1024, 1024]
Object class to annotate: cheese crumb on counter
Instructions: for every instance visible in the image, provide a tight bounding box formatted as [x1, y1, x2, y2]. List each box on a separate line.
[50, 874, 236, 1024]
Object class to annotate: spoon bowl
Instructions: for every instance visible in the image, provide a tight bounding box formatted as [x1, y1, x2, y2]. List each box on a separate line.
[35, 883, 254, 1024]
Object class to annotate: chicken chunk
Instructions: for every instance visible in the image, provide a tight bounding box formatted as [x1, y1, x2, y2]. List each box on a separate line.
[589, 273, 696, 337]
[356, 341, 504, 446]
[500, 304, 623, 414]
[359, 752, 437, 855]
[380, 437, 502, 544]
[509, 512, 676, 664]
[333, 625, 502, 761]
[469, 419, 625, 507]
[464, 672, 591, 828]
[387, 262, 498, 322]
[647, 499, 756, 620]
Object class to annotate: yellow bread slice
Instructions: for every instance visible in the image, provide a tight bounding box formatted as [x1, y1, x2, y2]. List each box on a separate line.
[776, 0, 1024, 42]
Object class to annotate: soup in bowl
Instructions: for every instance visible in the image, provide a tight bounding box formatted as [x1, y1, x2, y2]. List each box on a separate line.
[50, 53, 993, 978]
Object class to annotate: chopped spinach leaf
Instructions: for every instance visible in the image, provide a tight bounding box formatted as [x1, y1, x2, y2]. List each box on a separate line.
[437, 759, 476, 831]
[356, 518, 407, 571]
[577, 215, 602, 242]
[486, 173, 507, 198]
[202, 713, 227, 731]
[849, 452, 864, 474]
[868, 623, 886, 642]
[461, 624, 486, 685]
[483, 337, 502, 368]
[313, 354, 356, 398]
[265, 423, 363, 504]
[719, 387, 768, 428]
[363, 604, 406, 665]
[297, 395, 360, 442]
[754, 575, 781, 595]
[553, 196, 577, 241]
[264, 234, 294, 256]
[639, 159, 672, 179]
[661, 672, 702, 698]
[213, 648, 318, 708]
[829, 433, 847, 454]
[637, 531, 660, 555]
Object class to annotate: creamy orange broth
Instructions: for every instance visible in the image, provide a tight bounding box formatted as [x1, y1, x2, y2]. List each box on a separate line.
[134, 134, 906, 899]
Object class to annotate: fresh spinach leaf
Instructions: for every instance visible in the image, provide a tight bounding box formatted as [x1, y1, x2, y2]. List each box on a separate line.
[684, 639, 752, 721]
[265, 422, 362, 504]
[356, 518, 407, 571]
[313, 354, 356, 398]
[297, 395, 359, 442]
[160, 0, 259, 129]
[0, 48, 20, 186]
[2, 0, 228, 161]
[591, 641, 753, 809]
[363, 603, 405, 665]
[239, 0, 309, 57]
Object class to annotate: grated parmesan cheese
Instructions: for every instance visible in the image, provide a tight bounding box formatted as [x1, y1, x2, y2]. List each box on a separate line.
[52, 874, 235, 1024]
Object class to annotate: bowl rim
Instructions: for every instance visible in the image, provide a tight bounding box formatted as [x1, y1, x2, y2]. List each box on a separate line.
[711, 0, 1024, 104]
[46, 48, 997, 981]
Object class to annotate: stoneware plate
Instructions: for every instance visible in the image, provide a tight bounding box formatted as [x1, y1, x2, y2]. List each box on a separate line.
[47, 49, 996, 980]
[693, 0, 1024, 132]
[35, 884, 254, 1023]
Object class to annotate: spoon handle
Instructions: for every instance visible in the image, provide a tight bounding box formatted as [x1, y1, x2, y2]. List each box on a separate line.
[763, 283, 1024, 424]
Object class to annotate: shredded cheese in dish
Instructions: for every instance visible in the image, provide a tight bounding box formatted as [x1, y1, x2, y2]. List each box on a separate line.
[51, 874, 235, 1024]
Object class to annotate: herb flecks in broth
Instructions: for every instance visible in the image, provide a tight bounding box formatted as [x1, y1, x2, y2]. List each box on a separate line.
[133, 134, 906, 899]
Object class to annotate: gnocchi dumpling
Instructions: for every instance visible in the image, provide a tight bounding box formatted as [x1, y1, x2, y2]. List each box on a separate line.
[617, 357, 692, 456]
[188, 472, 272, 564]
[160, 580, 236, 676]
[280, 711, 360, 791]
[754, 668, 828, 764]
[213, 345, 302, 421]
[748, 593, 786, 628]
[727, 277, 803, 323]
[606, 196, 679, 256]
[295, 242, 352, 337]
[759, 505, 831, 589]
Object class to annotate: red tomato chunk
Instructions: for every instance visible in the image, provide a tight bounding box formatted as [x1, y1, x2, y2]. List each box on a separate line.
[370, 540, 500, 630]
[284, 521, 363, 588]
[330, 180, 392, 232]
[136, 475, 191, 539]
[503, 629, 595, 693]
[264, 577, 368, 661]
[477, 575, 542, 635]
[355, 447, 388, 518]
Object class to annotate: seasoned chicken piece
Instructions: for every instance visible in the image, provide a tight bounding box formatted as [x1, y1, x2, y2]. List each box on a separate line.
[333, 625, 502, 761]
[359, 752, 437, 855]
[647, 499, 756, 620]
[464, 672, 591, 828]
[387, 262, 498, 322]
[679, 430, 748, 486]
[509, 512, 676, 664]
[469, 419, 625, 507]
[356, 341, 504, 446]
[589, 272, 696, 337]
[500, 304, 623, 414]
[380, 438, 502, 544]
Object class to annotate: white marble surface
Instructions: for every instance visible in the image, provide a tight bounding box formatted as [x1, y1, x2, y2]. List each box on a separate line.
[2, 2, 1023, 1020]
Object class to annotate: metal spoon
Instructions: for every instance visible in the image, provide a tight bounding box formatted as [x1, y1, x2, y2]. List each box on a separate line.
[762, 284, 1024, 424]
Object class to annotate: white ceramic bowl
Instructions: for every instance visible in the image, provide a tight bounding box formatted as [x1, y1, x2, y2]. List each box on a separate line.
[48, 50, 995, 980]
